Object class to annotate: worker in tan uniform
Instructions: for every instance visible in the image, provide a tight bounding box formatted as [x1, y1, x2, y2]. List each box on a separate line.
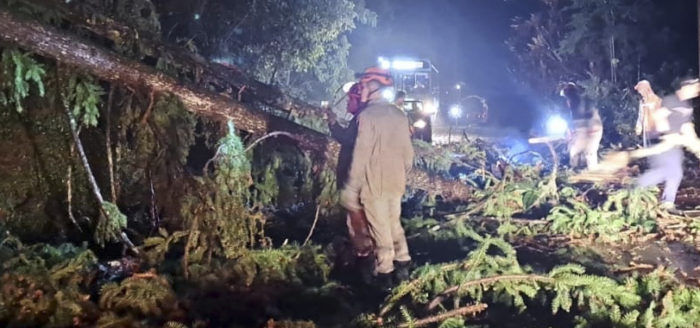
[340, 67, 414, 289]
[635, 80, 663, 148]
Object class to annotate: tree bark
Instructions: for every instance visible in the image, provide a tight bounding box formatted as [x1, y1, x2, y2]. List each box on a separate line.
[0, 8, 473, 201]
[19, 0, 326, 119]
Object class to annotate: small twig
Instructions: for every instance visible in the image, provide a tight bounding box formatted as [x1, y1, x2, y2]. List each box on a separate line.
[302, 204, 321, 247]
[149, 171, 159, 233]
[131, 269, 158, 279]
[105, 86, 116, 202]
[139, 90, 155, 126]
[614, 263, 655, 273]
[66, 143, 82, 232]
[244, 131, 296, 152]
[203, 131, 295, 175]
[395, 303, 488, 328]
[237, 85, 247, 102]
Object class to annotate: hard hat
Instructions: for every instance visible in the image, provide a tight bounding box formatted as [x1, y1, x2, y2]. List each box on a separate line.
[355, 67, 393, 86]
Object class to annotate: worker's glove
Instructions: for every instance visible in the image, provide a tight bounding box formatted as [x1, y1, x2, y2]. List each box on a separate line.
[340, 187, 362, 212]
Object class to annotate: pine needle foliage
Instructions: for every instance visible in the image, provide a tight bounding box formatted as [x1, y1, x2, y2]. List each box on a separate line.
[95, 201, 128, 247]
[0, 48, 46, 113]
[140, 228, 188, 267]
[548, 187, 658, 240]
[0, 232, 97, 328]
[215, 244, 330, 288]
[181, 121, 263, 274]
[99, 274, 178, 319]
[65, 74, 104, 127]
[380, 227, 646, 327]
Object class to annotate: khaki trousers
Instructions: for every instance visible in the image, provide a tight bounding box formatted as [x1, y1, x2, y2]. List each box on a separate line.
[361, 194, 411, 274]
[569, 127, 602, 170]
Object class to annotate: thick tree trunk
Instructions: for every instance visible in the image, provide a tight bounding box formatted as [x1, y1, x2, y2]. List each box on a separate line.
[20, 0, 326, 119]
[0, 8, 473, 201]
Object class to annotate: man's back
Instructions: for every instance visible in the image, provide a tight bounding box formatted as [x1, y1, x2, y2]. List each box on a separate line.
[347, 99, 415, 198]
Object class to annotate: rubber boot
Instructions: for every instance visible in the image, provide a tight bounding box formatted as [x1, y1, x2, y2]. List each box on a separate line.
[394, 260, 411, 283]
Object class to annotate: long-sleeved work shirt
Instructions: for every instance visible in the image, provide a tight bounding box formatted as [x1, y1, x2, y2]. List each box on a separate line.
[329, 115, 359, 190]
[345, 98, 414, 199]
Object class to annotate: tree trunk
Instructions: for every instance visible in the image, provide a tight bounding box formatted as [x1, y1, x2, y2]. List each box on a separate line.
[0, 8, 473, 201]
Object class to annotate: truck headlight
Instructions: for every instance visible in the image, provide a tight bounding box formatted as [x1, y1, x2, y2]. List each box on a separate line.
[413, 119, 427, 129]
[546, 115, 568, 136]
[421, 102, 438, 114]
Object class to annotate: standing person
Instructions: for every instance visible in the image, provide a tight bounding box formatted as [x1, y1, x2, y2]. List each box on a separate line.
[634, 80, 663, 147]
[636, 79, 698, 210]
[560, 83, 603, 170]
[340, 67, 415, 290]
[394, 90, 407, 108]
[328, 79, 375, 276]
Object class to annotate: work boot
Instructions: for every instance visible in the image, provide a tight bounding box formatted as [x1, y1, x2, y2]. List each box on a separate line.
[374, 272, 394, 293]
[394, 260, 411, 283]
[660, 202, 683, 215]
[356, 255, 375, 285]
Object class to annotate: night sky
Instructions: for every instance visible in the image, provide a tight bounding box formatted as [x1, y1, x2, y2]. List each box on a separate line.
[348, 0, 698, 132]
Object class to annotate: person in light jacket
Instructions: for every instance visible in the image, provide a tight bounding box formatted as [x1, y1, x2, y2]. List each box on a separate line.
[340, 67, 415, 290]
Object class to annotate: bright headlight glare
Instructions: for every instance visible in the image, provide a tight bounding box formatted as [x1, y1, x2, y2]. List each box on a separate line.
[421, 102, 438, 114]
[413, 119, 427, 129]
[546, 115, 568, 136]
[449, 105, 462, 118]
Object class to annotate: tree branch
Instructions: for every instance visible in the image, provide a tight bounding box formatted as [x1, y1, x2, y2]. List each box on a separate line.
[427, 274, 554, 310]
[397, 303, 488, 328]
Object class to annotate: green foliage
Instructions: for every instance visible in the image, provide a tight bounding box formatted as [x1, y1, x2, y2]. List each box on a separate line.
[223, 244, 331, 288]
[140, 228, 188, 267]
[99, 274, 178, 319]
[0, 234, 98, 328]
[316, 166, 339, 210]
[181, 121, 262, 268]
[0, 48, 46, 113]
[156, 0, 376, 101]
[65, 75, 105, 127]
[94, 201, 128, 247]
[547, 188, 658, 240]
[413, 140, 455, 176]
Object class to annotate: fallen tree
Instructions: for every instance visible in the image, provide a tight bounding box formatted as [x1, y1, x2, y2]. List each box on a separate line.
[0, 7, 473, 201]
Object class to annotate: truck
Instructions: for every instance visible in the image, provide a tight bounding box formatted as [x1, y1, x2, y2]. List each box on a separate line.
[378, 57, 440, 143]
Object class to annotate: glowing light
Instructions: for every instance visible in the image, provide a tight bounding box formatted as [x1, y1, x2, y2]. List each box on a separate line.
[378, 57, 391, 70]
[422, 102, 438, 114]
[455, 84, 461, 90]
[449, 105, 462, 118]
[391, 60, 424, 71]
[546, 115, 568, 136]
[382, 88, 395, 101]
[194, 13, 200, 20]
[413, 119, 427, 129]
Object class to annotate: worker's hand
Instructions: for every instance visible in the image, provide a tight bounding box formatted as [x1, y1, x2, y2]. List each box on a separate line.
[635, 125, 642, 136]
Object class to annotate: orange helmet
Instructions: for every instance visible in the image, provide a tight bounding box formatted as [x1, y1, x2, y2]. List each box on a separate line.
[356, 67, 393, 86]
